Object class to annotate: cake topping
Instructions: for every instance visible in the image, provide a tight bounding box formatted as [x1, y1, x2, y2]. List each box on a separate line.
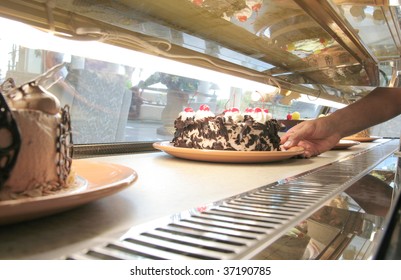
[1, 64, 65, 115]
[195, 104, 215, 120]
[5, 82, 61, 115]
[179, 107, 195, 120]
[244, 107, 272, 124]
[223, 107, 244, 123]
[199, 104, 210, 111]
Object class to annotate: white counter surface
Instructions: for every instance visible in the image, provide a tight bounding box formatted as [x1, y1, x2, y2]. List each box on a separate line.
[0, 140, 394, 259]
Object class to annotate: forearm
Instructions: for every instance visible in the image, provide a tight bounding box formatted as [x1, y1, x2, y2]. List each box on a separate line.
[327, 87, 401, 137]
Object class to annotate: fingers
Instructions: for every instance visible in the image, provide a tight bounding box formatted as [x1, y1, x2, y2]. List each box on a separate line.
[282, 139, 295, 150]
[281, 128, 303, 149]
[299, 141, 319, 158]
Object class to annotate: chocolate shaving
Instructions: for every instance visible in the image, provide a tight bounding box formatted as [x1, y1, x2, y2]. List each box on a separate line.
[0, 82, 21, 189]
[56, 105, 73, 184]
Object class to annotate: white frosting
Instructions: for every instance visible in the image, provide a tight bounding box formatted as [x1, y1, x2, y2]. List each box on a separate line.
[224, 109, 244, 123]
[178, 110, 195, 120]
[194, 108, 215, 121]
[246, 108, 272, 124]
[251, 111, 265, 123]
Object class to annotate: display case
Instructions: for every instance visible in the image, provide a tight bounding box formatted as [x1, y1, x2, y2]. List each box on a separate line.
[1, 0, 401, 260]
[62, 140, 401, 260]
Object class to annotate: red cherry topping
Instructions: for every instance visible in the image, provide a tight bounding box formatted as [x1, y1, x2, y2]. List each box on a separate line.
[252, 3, 262, 12]
[193, 0, 203, 6]
[254, 107, 262, 113]
[286, 113, 292, 120]
[264, 109, 269, 113]
[231, 107, 240, 113]
[199, 104, 210, 111]
[237, 15, 248, 22]
[245, 108, 253, 113]
[184, 107, 194, 112]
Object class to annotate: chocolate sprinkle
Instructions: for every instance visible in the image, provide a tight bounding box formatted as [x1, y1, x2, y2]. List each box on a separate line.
[172, 113, 281, 151]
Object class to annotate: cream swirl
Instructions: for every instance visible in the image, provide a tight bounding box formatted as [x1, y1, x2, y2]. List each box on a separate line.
[195, 104, 215, 120]
[245, 107, 272, 124]
[179, 107, 196, 120]
[223, 107, 244, 123]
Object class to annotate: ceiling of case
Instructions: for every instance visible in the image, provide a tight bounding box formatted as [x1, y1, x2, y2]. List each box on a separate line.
[2, 0, 401, 103]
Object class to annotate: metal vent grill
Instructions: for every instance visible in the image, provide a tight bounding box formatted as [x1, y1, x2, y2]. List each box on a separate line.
[66, 140, 398, 260]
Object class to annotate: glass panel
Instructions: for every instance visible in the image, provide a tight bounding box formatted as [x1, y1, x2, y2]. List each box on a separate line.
[0, 17, 344, 145]
[49, 0, 368, 87]
[328, 1, 400, 60]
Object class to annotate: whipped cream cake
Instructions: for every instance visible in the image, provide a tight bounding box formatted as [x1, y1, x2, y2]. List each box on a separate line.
[172, 104, 281, 151]
[0, 74, 73, 200]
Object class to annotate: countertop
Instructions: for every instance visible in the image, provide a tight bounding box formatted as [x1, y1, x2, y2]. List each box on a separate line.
[0, 139, 393, 260]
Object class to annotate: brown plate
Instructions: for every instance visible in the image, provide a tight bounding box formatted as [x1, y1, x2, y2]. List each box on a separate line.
[153, 141, 304, 163]
[342, 136, 381, 142]
[332, 140, 360, 150]
[0, 160, 138, 225]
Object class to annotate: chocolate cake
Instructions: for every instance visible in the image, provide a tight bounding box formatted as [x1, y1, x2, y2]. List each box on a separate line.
[172, 105, 281, 151]
[0, 68, 73, 200]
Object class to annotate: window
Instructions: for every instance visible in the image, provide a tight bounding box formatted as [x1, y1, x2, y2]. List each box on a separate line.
[0, 17, 344, 151]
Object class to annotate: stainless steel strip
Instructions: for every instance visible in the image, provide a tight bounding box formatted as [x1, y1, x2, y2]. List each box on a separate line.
[143, 228, 242, 253]
[158, 225, 253, 246]
[168, 221, 262, 240]
[124, 234, 231, 260]
[110, 240, 197, 260]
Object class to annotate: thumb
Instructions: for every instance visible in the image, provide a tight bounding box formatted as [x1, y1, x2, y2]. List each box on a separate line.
[281, 131, 301, 149]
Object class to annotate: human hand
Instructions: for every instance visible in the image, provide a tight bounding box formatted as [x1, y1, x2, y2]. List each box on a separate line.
[280, 119, 341, 158]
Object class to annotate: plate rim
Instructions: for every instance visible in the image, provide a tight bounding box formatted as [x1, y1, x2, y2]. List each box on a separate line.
[153, 141, 304, 162]
[342, 136, 381, 142]
[332, 139, 360, 149]
[0, 160, 138, 224]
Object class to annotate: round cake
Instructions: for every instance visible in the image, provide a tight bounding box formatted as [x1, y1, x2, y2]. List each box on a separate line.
[0, 77, 73, 200]
[172, 104, 281, 151]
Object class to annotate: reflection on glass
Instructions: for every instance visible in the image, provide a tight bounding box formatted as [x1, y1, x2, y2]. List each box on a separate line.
[0, 16, 335, 145]
[329, 2, 400, 60]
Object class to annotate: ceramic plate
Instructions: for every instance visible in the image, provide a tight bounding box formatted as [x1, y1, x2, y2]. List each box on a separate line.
[342, 136, 381, 142]
[153, 141, 304, 163]
[332, 140, 360, 150]
[0, 160, 138, 225]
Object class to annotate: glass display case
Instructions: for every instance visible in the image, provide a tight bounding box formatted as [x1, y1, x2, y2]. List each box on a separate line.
[1, 1, 401, 152]
[1, 0, 401, 261]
